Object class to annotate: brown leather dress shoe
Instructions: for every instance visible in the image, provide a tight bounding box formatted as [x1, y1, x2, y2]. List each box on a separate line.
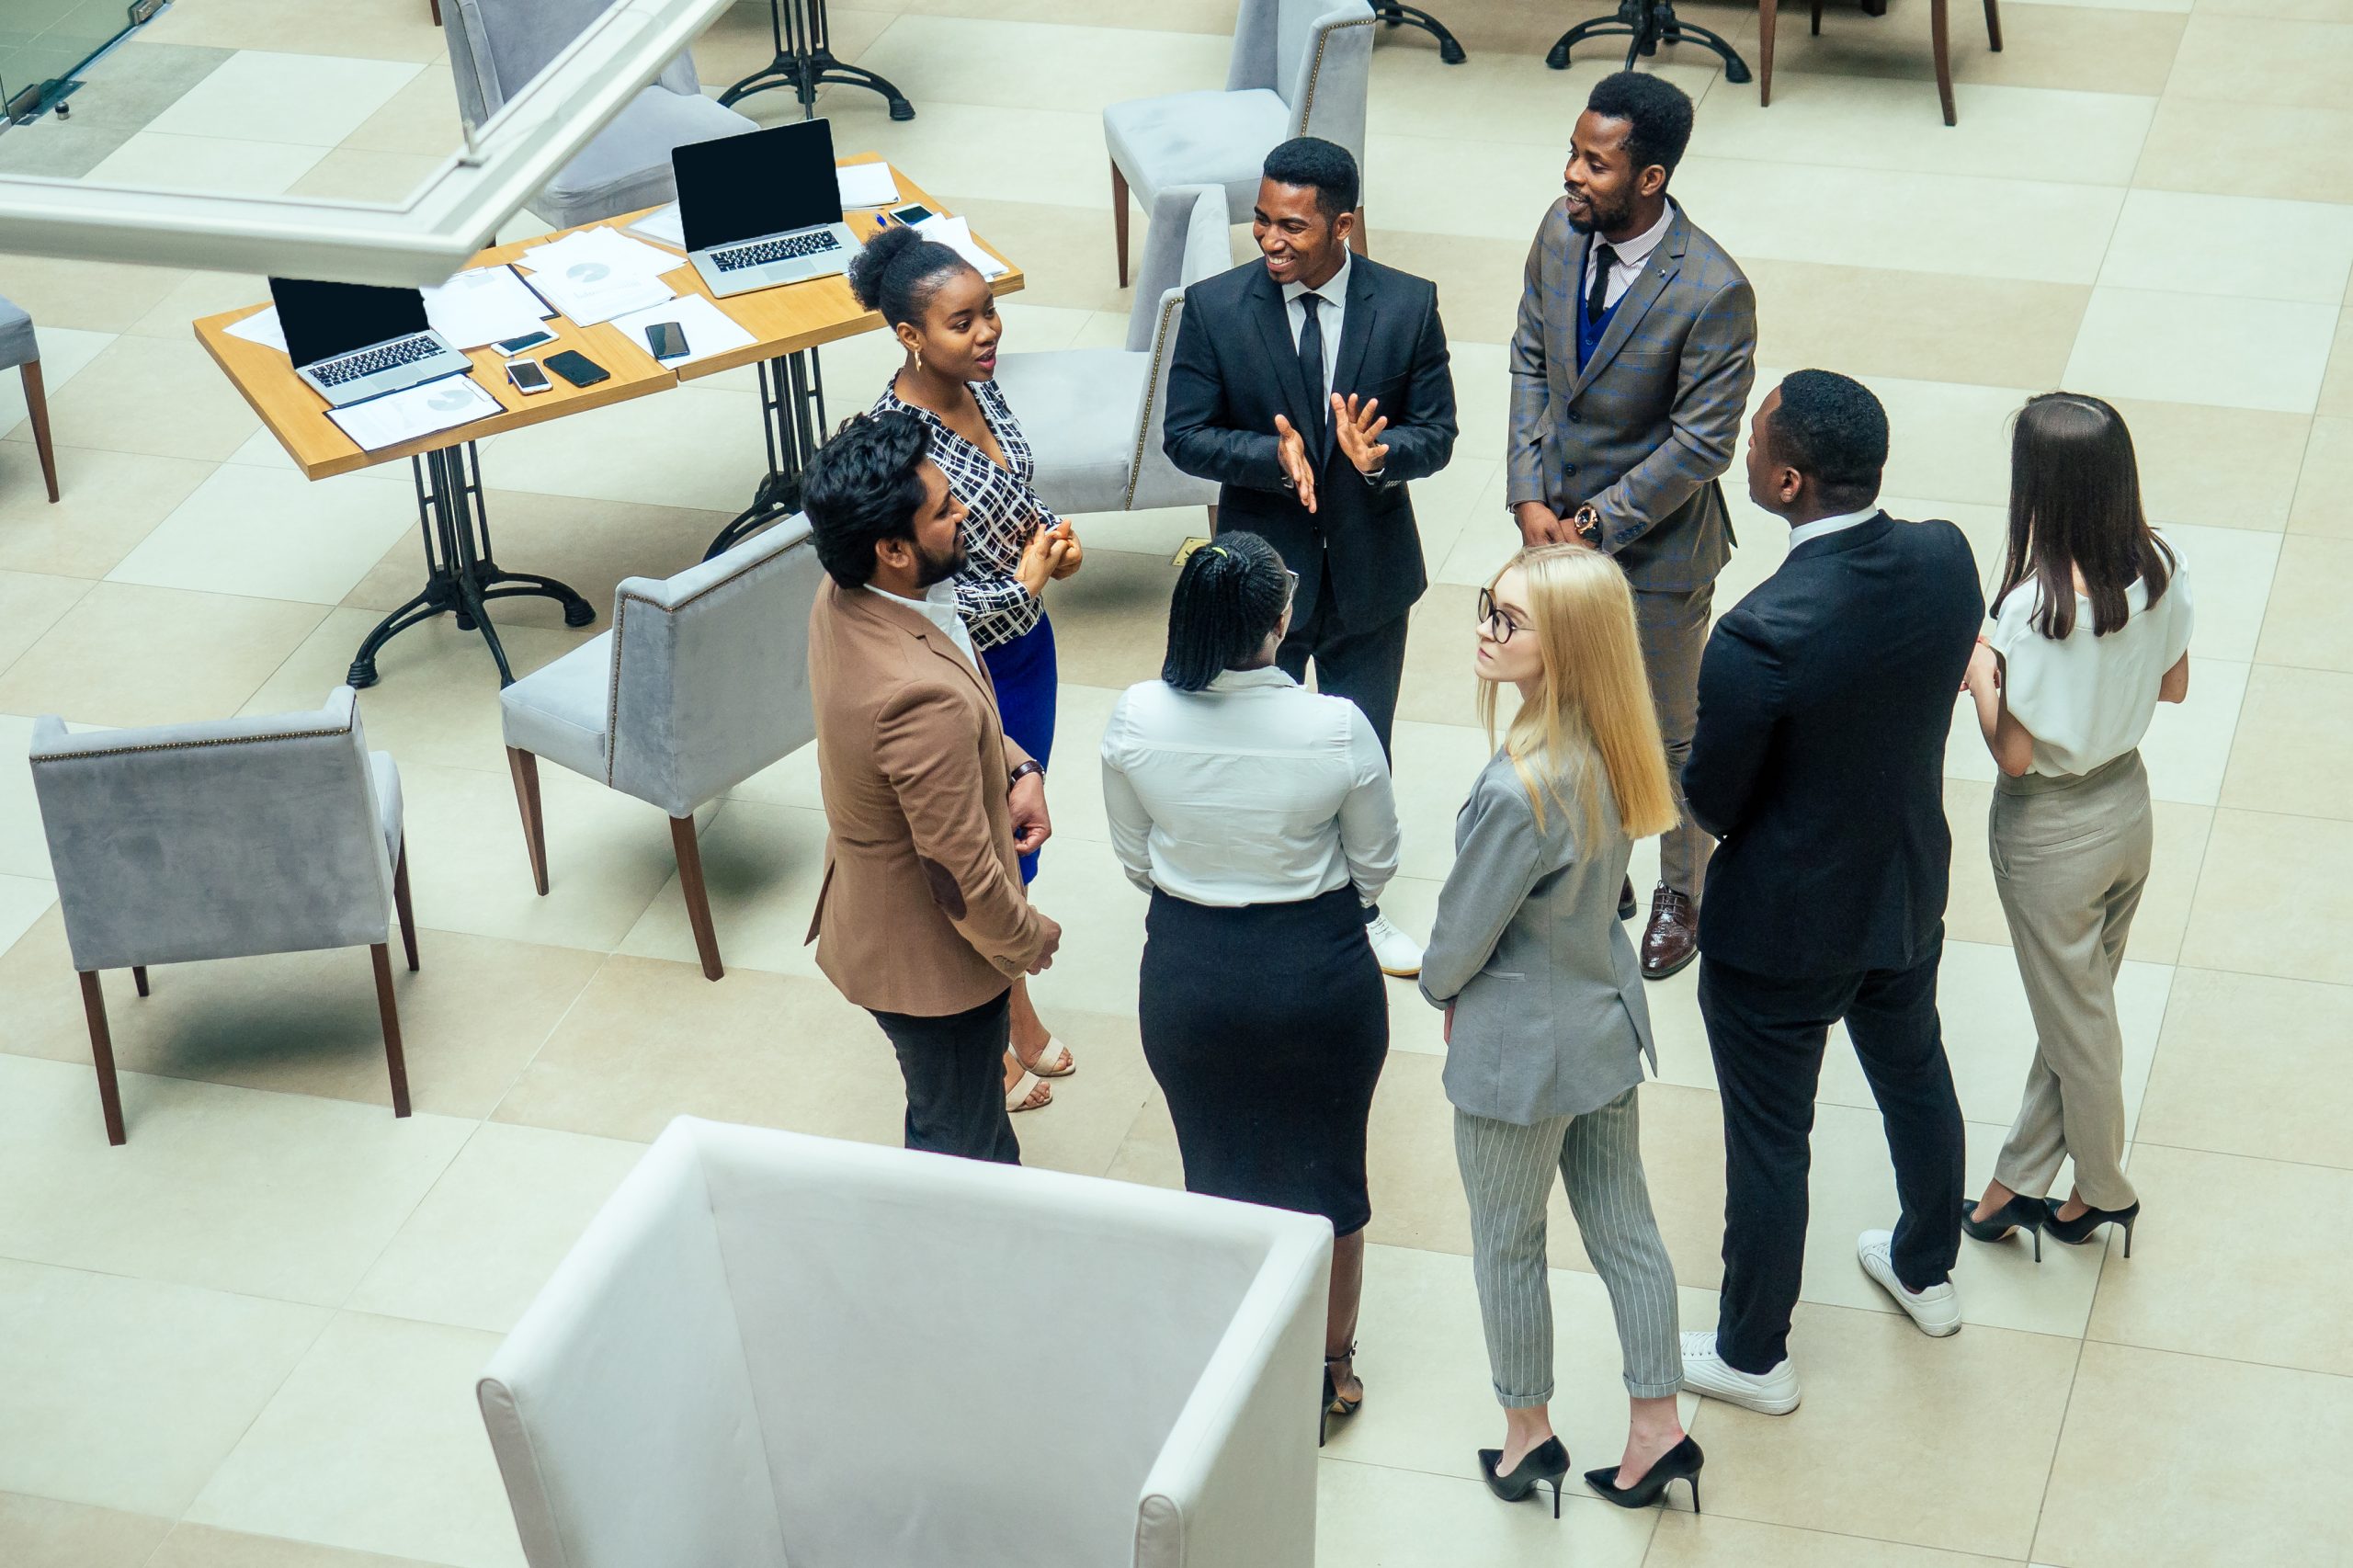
[1640, 884, 1699, 980]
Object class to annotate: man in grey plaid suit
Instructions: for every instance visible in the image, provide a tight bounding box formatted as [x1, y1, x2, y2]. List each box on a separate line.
[1506, 71, 1756, 982]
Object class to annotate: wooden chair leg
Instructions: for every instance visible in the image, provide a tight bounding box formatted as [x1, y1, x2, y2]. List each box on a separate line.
[1347, 207, 1370, 257]
[506, 746, 549, 895]
[370, 943, 412, 1118]
[428, 0, 441, 25]
[669, 813, 724, 982]
[131, 965, 149, 997]
[1984, 0, 2002, 51]
[1761, 0, 1779, 104]
[78, 971, 126, 1145]
[392, 842, 420, 971]
[20, 362, 59, 504]
[1111, 158, 1131, 289]
[1931, 0, 1956, 124]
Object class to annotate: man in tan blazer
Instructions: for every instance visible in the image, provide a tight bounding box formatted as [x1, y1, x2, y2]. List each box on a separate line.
[801, 412, 1061, 1163]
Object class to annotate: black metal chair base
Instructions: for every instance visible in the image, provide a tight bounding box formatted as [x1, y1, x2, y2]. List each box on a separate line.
[348, 444, 594, 691]
[705, 348, 827, 561]
[1371, 0, 1468, 62]
[718, 0, 912, 119]
[1547, 0, 1753, 81]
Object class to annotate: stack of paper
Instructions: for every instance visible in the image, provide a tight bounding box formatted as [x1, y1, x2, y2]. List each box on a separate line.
[328, 374, 503, 452]
[517, 226, 682, 326]
[225, 306, 289, 354]
[837, 162, 900, 209]
[423, 264, 555, 349]
[611, 295, 756, 371]
[913, 214, 1009, 280]
[627, 203, 687, 250]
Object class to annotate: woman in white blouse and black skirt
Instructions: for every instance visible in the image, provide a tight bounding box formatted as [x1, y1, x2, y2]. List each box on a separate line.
[1101, 531, 1401, 1440]
[1961, 393, 2192, 1260]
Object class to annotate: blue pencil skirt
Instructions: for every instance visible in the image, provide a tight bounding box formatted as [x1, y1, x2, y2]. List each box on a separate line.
[981, 613, 1057, 885]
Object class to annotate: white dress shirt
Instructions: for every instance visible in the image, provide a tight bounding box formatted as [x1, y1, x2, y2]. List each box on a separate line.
[868, 579, 975, 666]
[1988, 540, 2195, 778]
[1281, 249, 1350, 398]
[1099, 665, 1400, 908]
[1786, 505, 1881, 551]
[1580, 200, 1672, 312]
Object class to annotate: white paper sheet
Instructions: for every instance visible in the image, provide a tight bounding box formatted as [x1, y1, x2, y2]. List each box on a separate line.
[912, 214, 1009, 279]
[520, 225, 683, 284]
[422, 264, 555, 349]
[610, 294, 758, 371]
[522, 264, 675, 329]
[627, 202, 687, 250]
[327, 374, 503, 452]
[225, 306, 289, 354]
[836, 162, 900, 209]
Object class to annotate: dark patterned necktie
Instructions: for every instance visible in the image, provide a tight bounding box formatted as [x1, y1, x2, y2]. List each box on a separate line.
[1586, 243, 1619, 324]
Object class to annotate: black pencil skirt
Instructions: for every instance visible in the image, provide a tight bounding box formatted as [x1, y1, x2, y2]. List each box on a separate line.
[1139, 885, 1390, 1236]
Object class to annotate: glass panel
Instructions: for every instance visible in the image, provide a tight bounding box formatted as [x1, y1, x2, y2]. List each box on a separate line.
[0, 0, 136, 116]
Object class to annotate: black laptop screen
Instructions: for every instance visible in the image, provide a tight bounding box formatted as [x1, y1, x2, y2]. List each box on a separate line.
[270, 278, 431, 369]
[673, 119, 844, 254]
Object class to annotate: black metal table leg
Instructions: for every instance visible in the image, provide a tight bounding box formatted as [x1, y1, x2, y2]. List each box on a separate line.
[347, 442, 595, 690]
[1547, 0, 1753, 80]
[705, 345, 827, 561]
[720, 0, 914, 120]
[1370, 1, 1468, 62]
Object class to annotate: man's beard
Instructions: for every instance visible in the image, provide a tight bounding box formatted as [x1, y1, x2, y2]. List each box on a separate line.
[913, 536, 969, 588]
[1564, 187, 1635, 235]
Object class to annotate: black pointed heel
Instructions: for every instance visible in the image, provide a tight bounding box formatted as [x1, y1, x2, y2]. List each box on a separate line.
[1961, 1195, 2052, 1262]
[1319, 1346, 1362, 1448]
[2045, 1199, 2140, 1258]
[1583, 1435, 1704, 1513]
[1479, 1437, 1571, 1518]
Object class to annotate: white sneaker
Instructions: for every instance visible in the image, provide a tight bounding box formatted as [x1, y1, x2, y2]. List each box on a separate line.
[1858, 1230, 1962, 1337]
[1365, 911, 1423, 977]
[1678, 1329, 1802, 1415]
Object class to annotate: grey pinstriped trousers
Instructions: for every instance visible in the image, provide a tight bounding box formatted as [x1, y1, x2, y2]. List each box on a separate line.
[1453, 1088, 1682, 1405]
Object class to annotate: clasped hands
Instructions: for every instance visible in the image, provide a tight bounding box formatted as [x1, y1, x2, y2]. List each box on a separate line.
[1015, 517, 1083, 596]
[1273, 392, 1391, 516]
[1514, 500, 1602, 549]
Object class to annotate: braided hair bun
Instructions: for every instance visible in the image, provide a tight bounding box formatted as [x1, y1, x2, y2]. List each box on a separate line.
[1162, 532, 1292, 691]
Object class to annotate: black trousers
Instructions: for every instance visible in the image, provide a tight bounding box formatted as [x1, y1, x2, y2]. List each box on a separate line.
[869, 988, 1020, 1165]
[1699, 942, 1964, 1374]
[1276, 561, 1410, 762]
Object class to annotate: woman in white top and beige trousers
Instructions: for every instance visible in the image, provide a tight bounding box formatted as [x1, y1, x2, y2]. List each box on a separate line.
[1961, 394, 2192, 1259]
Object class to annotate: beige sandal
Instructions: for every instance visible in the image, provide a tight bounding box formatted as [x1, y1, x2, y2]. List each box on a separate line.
[1020, 1037, 1076, 1078]
[1006, 1068, 1052, 1113]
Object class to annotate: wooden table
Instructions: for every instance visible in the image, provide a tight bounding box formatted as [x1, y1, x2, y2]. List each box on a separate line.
[193, 157, 1022, 688]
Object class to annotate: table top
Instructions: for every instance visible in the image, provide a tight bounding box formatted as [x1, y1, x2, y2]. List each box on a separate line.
[191, 157, 1024, 482]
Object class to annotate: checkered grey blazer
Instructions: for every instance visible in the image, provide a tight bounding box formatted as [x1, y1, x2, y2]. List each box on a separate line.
[1506, 198, 1756, 594]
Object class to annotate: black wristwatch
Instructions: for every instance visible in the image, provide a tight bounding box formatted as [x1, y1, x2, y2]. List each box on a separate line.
[1007, 759, 1046, 788]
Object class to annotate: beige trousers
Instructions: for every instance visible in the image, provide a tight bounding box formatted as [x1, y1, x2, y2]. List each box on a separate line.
[1987, 750, 2150, 1210]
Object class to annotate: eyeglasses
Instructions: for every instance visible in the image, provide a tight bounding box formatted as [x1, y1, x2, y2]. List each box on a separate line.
[1477, 587, 1524, 643]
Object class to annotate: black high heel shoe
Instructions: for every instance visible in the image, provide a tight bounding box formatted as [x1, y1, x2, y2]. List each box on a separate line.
[1478, 1437, 1571, 1518]
[1961, 1195, 2052, 1262]
[1318, 1346, 1362, 1448]
[1583, 1435, 1704, 1513]
[2044, 1199, 2140, 1257]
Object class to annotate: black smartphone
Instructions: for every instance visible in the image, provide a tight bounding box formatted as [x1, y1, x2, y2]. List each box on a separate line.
[643, 321, 689, 361]
[496, 328, 556, 354]
[543, 349, 609, 388]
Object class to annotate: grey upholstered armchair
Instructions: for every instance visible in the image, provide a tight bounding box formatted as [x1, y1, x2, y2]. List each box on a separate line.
[992, 185, 1228, 522]
[500, 517, 825, 982]
[28, 688, 418, 1146]
[444, 0, 757, 230]
[1102, 0, 1375, 286]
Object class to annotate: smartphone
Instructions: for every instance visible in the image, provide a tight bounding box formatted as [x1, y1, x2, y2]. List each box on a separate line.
[496, 328, 556, 355]
[543, 349, 609, 388]
[643, 321, 689, 361]
[506, 358, 551, 395]
[885, 203, 936, 227]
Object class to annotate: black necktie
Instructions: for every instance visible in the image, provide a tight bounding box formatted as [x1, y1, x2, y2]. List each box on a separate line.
[1297, 292, 1327, 452]
[1586, 243, 1619, 324]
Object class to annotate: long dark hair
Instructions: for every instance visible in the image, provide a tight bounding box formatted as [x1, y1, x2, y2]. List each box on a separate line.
[1162, 532, 1290, 691]
[1995, 392, 2174, 640]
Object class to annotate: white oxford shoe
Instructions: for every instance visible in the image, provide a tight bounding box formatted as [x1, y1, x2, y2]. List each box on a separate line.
[1858, 1229, 1962, 1337]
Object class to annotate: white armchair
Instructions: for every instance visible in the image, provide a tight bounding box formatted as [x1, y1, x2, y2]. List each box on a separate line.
[500, 517, 825, 983]
[1103, 0, 1376, 287]
[478, 1118, 1331, 1568]
[992, 184, 1229, 521]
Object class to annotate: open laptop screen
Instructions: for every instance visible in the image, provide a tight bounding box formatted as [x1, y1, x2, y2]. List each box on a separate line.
[270, 278, 431, 369]
[674, 119, 844, 254]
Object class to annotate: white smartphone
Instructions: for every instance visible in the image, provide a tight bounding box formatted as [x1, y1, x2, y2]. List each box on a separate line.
[885, 202, 936, 227]
[506, 358, 551, 395]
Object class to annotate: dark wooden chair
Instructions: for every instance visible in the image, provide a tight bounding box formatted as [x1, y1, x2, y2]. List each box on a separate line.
[1758, 0, 2003, 126]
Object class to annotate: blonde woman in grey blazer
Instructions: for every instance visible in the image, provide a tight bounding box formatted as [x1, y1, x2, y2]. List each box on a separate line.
[1422, 545, 1700, 1519]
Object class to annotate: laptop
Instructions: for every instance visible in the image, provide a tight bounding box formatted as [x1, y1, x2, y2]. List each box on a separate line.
[676, 119, 862, 298]
[271, 278, 472, 408]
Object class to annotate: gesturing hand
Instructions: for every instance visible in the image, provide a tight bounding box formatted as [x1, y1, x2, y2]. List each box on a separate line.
[1273, 413, 1318, 515]
[1332, 392, 1390, 476]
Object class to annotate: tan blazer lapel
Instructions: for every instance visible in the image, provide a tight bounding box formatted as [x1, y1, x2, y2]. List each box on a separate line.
[845, 585, 997, 705]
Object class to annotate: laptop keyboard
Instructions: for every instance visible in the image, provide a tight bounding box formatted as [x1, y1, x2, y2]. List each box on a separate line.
[314, 334, 442, 387]
[712, 230, 841, 272]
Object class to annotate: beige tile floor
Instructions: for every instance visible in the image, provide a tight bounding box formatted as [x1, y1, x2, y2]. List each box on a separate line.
[4, 0, 2351, 1563]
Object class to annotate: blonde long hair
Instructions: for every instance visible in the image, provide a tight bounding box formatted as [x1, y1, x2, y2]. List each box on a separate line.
[1475, 546, 1678, 846]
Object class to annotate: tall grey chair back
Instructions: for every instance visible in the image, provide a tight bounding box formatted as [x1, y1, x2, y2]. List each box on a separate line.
[991, 184, 1228, 519]
[28, 687, 420, 1145]
[500, 517, 826, 981]
[1, 294, 60, 503]
[1102, 0, 1375, 286]
[446, 0, 756, 229]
